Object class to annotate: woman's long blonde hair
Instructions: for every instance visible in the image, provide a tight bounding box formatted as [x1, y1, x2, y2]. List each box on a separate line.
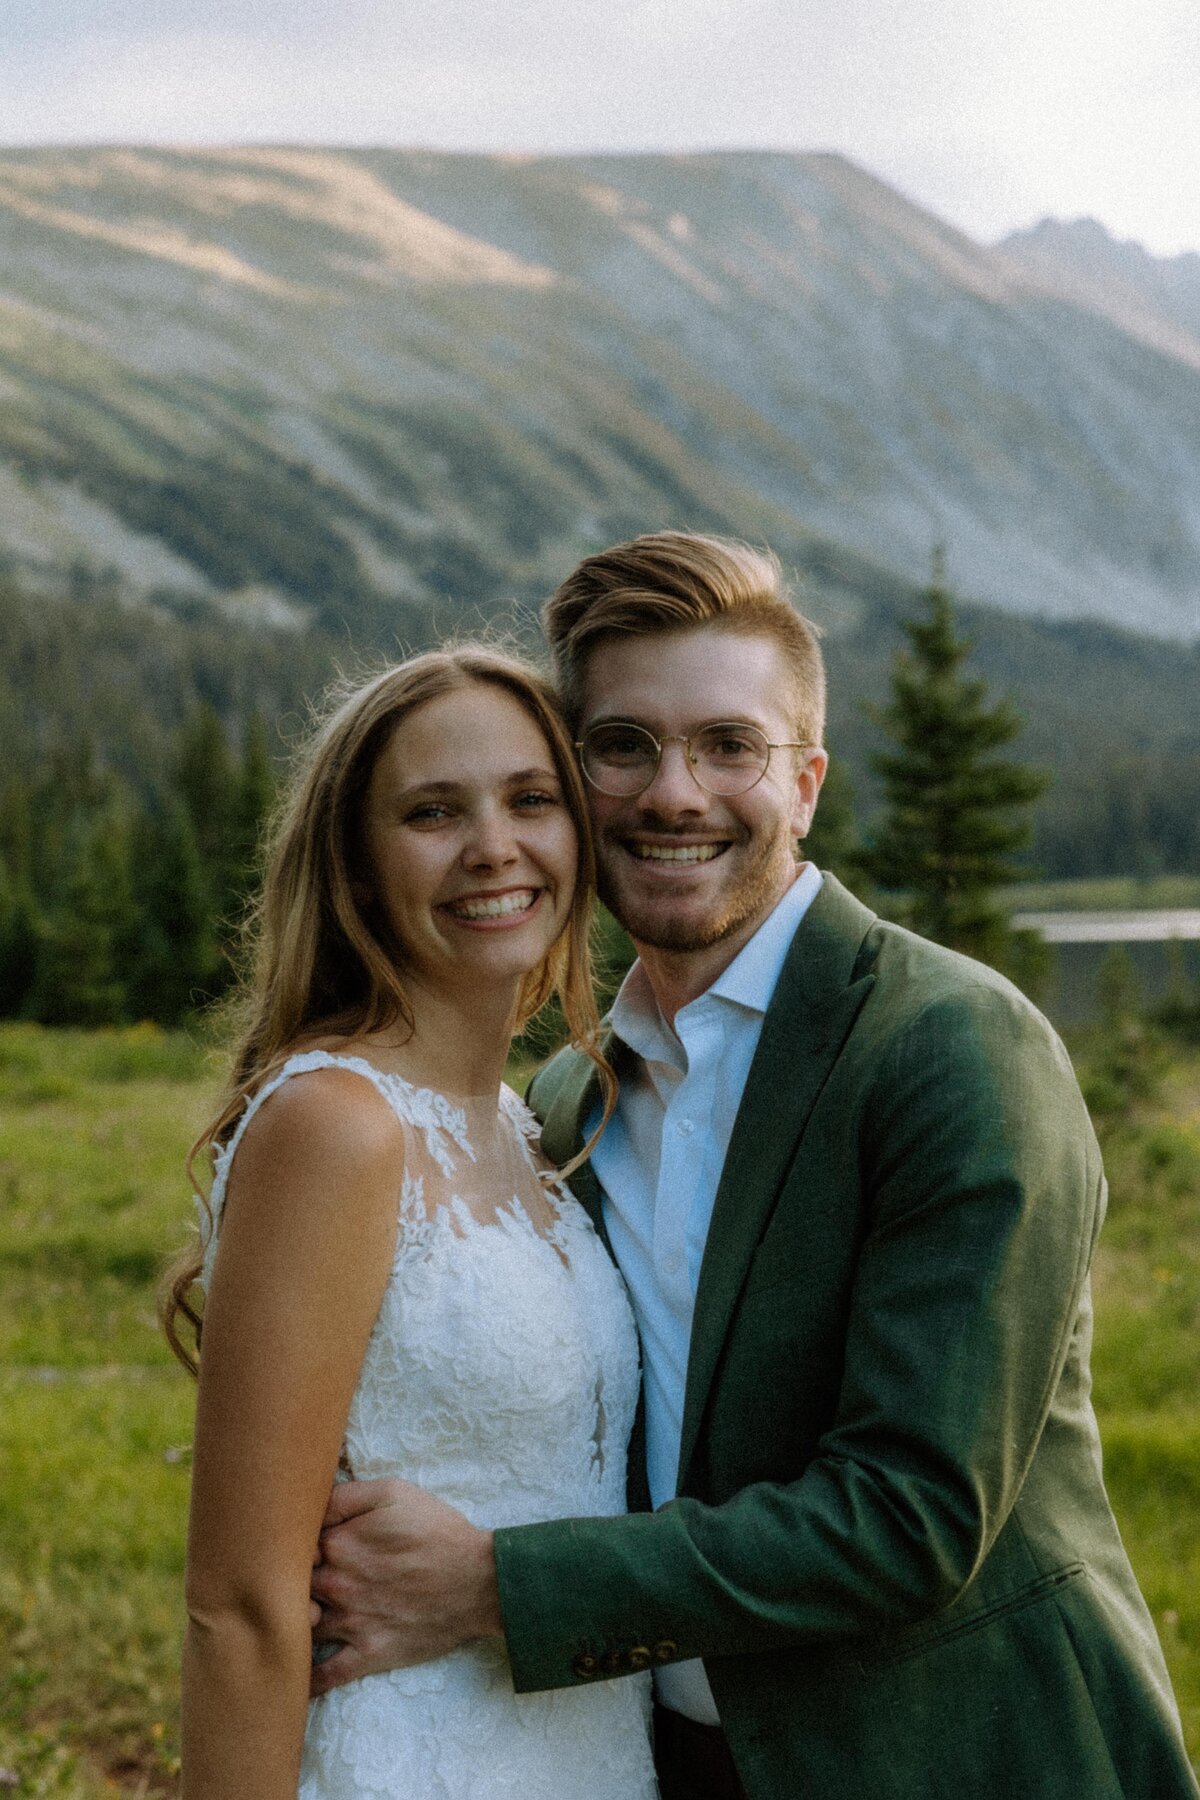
[161, 645, 613, 1374]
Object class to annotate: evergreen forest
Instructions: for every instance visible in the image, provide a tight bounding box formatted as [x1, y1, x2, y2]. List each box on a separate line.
[4, 562, 1200, 1029]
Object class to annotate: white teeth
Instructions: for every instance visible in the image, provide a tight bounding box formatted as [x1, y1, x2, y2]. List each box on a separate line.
[449, 889, 537, 919]
[630, 843, 724, 863]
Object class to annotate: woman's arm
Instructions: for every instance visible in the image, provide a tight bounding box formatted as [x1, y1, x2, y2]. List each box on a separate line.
[182, 1068, 405, 1800]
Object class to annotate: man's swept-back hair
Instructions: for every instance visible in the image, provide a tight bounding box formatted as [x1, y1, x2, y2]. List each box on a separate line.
[543, 530, 826, 744]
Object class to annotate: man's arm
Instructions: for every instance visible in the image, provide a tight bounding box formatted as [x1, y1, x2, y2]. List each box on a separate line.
[496, 981, 1105, 1691]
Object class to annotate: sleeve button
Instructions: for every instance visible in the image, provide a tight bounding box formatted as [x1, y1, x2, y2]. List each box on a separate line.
[652, 1640, 678, 1664]
[572, 1653, 599, 1679]
[599, 1650, 624, 1675]
[628, 1645, 651, 1671]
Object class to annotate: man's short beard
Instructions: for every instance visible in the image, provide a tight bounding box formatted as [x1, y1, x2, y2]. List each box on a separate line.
[596, 832, 793, 956]
[611, 891, 761, 954]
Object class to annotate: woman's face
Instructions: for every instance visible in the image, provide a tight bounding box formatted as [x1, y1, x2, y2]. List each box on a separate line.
[360, 682, 579, 1002]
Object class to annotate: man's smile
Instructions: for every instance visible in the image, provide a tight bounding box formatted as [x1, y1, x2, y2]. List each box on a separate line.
[624, 840, 729, 865]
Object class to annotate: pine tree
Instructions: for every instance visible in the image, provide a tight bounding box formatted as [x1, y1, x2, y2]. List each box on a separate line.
[0, 850, 40, 1017]
[176, 702, 239, 928]
[0, 775, 34, 893]
[29, 803, 139, 1026]
[0, 778, 40, 1017]
[227, 712, 276, 916]
[129, 799, 220, 1023]
[855, 558, 1048, 972]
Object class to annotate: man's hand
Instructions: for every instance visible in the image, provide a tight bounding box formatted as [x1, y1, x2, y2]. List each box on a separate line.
[309, 1479, 503, 1698]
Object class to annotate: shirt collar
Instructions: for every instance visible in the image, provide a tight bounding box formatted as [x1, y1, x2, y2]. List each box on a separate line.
[707, 859, 824, 1014]
[609, 861, 824, 1060]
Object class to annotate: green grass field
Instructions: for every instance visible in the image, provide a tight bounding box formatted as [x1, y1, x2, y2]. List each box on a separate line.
[0, 1019, 1197, 1794]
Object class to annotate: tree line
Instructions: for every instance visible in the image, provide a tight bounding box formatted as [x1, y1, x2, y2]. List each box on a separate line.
[0, 564, 1041, 1030]
[3, 561, 1198, 1030]
[0, 706, 274, 1027]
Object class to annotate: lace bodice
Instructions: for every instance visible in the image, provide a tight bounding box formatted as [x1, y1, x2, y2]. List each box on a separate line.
[201, 1051, 656, 1800]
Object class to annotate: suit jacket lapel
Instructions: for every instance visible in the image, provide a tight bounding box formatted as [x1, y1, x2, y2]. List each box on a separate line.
[677, 876, 878, 1482]
[536, 877, 880, 1488]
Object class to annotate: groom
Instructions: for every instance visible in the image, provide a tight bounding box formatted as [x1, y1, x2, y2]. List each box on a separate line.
[310, 533, 1197, 1799]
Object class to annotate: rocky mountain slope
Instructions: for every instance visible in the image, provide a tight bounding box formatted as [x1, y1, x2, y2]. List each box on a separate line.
[1, 147, 1198, 639]
[999, 218, 1200, 355]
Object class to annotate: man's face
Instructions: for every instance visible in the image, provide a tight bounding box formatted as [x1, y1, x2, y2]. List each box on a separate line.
[578, 628, 826, 958]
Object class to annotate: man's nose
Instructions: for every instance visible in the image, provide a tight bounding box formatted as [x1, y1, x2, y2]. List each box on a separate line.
[636, 739, 706, 813]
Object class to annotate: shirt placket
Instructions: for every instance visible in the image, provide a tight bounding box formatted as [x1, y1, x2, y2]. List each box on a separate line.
[653, 1003, 717, 1309]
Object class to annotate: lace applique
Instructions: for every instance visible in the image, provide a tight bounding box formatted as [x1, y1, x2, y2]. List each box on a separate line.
[381, 1077, 474, 1177]
[397, 1169, 431, 1251]
[504, 1189, 571, 1263]
[500, 1081, 577, 1200]
[499, 1082, 542, 1147]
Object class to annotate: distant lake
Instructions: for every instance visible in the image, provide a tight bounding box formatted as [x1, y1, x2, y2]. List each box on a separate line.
[1013, 910, 1200, 1025]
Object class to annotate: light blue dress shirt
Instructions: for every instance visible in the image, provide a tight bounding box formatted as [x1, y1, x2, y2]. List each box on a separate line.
[588, 862, 824, 1723]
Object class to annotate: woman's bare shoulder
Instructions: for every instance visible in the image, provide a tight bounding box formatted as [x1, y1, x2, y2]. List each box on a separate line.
[234, 1055, 405, 1184]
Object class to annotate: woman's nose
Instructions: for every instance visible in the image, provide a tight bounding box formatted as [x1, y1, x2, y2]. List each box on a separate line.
[463, 809, 520, 867]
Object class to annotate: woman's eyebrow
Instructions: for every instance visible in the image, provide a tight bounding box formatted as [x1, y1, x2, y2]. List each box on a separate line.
[395, 779, 462, 798]
[395, 767, 560, 799]
[502, 766, 561, 784]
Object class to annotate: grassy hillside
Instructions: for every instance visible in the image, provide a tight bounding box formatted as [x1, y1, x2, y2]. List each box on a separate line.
[0, 1021, 1196, 1793]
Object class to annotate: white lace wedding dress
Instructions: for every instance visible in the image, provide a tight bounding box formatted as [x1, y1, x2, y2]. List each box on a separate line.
[202, 1050, 657, 1800]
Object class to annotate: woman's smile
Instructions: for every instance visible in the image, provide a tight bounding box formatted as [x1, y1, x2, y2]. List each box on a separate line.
[440, 885, 547, 926]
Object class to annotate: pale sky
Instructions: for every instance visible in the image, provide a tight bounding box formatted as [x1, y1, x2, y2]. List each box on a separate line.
[4, 0, 1198, 255]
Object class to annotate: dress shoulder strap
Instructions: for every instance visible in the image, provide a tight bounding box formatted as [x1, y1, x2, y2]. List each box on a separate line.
[208, 1049, 481, 1216]
[209, 1051, 401, 1207]
[201, 1051, 442, 1284]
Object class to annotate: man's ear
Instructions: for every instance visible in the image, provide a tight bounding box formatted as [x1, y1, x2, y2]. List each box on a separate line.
[791, 749, 828, 842]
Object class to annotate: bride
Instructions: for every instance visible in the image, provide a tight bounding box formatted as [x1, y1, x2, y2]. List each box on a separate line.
[162, 647, 658, 1800]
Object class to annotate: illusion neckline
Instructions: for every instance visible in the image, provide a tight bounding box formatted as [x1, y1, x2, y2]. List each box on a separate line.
[283, 1047, 514, 1110]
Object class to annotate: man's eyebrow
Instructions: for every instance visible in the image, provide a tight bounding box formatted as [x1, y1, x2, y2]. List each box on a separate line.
[584, 712, 768, 730]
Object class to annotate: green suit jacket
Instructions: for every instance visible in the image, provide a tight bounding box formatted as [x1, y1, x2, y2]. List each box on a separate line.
[493, 876, 1197, 1799]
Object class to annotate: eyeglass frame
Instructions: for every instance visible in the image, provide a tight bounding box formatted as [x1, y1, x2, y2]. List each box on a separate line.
[573, 719, 813, 798]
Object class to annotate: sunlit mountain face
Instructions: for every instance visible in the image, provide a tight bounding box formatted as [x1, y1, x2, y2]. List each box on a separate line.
[1, 146, 1199, 642]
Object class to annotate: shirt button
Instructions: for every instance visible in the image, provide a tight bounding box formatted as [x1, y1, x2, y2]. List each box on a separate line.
[677, 1118, 695, 1135]
[663, 1251, 683, 1275]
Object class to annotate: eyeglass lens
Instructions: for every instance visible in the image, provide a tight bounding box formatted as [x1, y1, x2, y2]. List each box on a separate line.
[581, 723, 772, 795]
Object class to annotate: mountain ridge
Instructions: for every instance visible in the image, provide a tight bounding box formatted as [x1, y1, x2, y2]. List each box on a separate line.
[997, 215, 1200, 373]
[1, 147, 1198, 639]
